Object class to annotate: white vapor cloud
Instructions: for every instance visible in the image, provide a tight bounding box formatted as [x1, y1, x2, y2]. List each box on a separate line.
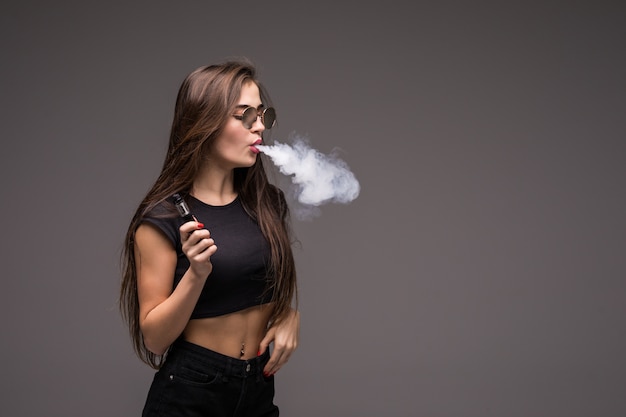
[258, 136, 360, 218]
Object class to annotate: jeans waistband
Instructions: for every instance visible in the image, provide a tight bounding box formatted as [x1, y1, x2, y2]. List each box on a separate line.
[169, 339, 269, 378]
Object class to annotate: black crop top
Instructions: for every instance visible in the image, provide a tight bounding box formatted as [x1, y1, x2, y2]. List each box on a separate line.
[141, 195, 274, 319]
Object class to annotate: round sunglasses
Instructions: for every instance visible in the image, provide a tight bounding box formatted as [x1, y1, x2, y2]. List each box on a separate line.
[232, 106, 276, 129]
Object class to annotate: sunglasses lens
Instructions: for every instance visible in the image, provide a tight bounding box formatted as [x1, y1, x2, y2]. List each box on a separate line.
[241, 107, 257, 129]
[263, 107, 276, 129]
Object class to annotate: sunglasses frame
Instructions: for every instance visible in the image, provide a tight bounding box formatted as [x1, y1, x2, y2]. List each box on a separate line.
[232, 106, 276, 129]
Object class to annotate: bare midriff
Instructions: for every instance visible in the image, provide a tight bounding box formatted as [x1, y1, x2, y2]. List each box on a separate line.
[182, 303, 274, 360]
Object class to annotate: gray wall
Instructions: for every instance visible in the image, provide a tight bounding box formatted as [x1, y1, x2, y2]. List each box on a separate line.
[2, 2, 625, 416]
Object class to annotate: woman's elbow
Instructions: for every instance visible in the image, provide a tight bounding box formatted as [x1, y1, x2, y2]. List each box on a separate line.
[144, 339, 168, 356]
[140, 325, 169, 356]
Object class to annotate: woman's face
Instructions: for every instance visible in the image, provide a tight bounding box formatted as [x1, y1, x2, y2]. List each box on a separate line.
[209, 81, 266, 170]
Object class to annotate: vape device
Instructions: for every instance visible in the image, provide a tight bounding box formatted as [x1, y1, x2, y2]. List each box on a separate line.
[172, 193, 195, 222]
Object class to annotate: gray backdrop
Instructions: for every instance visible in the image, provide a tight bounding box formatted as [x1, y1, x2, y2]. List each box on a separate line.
[2, 2, 625, 416]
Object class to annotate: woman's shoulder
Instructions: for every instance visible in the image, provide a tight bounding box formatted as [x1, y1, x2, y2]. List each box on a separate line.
[140, 199, 180, 245]
[266, 184, 289, 218]
[263, 183, 285, 200]
[144, 198, 178, 218]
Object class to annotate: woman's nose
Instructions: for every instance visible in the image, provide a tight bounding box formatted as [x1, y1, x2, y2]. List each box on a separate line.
[251, 115, 265, 132]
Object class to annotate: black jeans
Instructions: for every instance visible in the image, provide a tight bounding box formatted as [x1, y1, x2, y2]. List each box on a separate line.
[142, 339, 279, 417]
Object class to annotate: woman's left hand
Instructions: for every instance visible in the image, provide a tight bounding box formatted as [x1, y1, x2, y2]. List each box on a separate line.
[258, 308, 300, 376]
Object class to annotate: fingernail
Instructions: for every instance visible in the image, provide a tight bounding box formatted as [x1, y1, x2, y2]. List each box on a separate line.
[257, 350, 261, 356]
[263, 371, 269, 377]
[197, 223, 204, 228]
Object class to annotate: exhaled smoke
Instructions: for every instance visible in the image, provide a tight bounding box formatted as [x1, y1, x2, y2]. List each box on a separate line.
[258, 136, 360, 218]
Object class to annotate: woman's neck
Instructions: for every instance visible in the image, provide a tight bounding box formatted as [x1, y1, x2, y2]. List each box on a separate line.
[191, 165, 237, 206]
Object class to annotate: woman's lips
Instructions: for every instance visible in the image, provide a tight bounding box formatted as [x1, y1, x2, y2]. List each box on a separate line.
[250, 139, 262, 154]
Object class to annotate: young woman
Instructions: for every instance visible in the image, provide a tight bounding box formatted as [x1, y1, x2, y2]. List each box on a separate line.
[119, 60, 300, 416]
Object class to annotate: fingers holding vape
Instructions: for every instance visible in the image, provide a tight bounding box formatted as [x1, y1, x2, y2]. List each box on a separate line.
[180, 221, 217, 276]
[173, 193, 217, 277]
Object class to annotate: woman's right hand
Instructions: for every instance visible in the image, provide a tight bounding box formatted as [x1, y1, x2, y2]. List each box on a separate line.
[180, 221, 217, 278]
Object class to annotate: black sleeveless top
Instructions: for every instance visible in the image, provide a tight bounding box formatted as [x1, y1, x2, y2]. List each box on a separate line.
[142, 195, 273, 319]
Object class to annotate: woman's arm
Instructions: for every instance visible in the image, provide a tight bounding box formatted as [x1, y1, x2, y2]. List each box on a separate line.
[134, 221, 216, 355]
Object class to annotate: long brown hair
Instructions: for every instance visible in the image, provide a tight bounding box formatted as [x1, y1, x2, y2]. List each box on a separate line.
[119, 60, 298, 369]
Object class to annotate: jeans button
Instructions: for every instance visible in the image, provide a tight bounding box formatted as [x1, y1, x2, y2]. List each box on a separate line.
[246, 364, 251, 372]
